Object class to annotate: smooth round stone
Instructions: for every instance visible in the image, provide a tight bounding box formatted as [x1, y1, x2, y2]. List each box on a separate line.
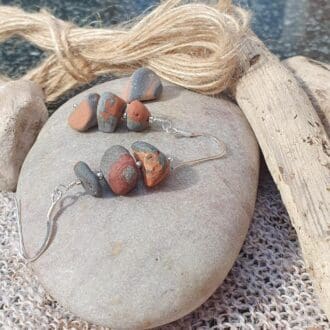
[68, 93, 99, 132]
[74, 161, 102, 197]
[17, 78, 259, 329]
[126, 101, 151, 132]
[97, 92, 126, 133]
[123, 67, 163, 102]
[100, 145, 138, 195]
[131, 140, 170, 187]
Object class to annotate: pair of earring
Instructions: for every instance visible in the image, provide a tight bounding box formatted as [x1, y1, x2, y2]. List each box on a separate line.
[15, 68, 227, 262]
[75, 140, 170, 198]
[68, 67, 163, 133]
[15, 127, 226, 262]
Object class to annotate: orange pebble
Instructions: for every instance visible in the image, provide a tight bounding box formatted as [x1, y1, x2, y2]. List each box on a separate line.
[126, 101, 151, 132]
[68, 93, 99, 132]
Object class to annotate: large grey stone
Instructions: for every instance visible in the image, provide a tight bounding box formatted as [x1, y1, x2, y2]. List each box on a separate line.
[0, 80, 48, 191]
[17, 78, 259, 329]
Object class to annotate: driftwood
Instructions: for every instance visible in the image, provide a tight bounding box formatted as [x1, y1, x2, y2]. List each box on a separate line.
[283, 56, 330, 135]
[232, 35, 330, 317]
[0, 0, 329, 320]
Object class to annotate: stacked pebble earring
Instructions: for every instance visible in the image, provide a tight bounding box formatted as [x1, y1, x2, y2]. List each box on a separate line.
[15, 135, 226, 262]
[15, 68, 227, 262]
[68, 68, 162, 134]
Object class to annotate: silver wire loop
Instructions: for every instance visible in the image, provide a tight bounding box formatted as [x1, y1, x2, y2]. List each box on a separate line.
[149, 116, 174, 133]
[172, 133, 227, 170]
[15, 180, 81, 262]
[150, 116, 227, 170]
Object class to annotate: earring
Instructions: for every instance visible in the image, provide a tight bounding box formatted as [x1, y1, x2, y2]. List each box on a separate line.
[68, 93, 163, 134]
[75, 141, 171, 198]
[16, 68, 226, 262]
[15, 129, 226, 263]
[67, 67, 168, 134]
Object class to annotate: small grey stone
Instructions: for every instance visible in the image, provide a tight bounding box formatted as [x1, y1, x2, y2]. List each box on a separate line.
[74, 161, 102, 197]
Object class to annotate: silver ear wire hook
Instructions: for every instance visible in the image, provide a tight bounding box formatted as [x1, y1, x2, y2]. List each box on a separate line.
[15, 180, 81, 262]
[170, 132, 227, 171]
[149, 116, 227, 170]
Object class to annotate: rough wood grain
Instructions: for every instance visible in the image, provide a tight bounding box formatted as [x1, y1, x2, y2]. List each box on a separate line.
[232, 34, 330, 317]
[283, 56, 330, 135]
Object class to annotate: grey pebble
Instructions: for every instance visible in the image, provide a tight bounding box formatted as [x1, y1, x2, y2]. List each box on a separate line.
[74, 161, 102, 197]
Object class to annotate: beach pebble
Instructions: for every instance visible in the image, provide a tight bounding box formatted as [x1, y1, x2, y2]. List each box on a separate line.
[17, 78, 259, 329]
[126, 100, 151, 132]
[132, 141, 170, 188]
[124, 67, 163, 102]
[74, 161, 102, 197]
[0, 80, 48, 191]
[97, 92, 126, 133]
[100, 145, 138, 195]
[68, 93, 99, 132]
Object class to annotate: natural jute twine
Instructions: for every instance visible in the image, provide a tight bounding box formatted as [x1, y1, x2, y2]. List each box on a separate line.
[0, 0, 249, 103]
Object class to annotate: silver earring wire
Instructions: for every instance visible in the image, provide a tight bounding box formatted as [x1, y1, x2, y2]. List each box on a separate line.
[15, 118, 226, 262]
[149, 116, 227, 170]
[15, 180, 81, 262]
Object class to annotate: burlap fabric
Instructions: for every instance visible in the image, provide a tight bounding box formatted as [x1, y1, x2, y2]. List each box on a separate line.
[0, 169, 329, 329]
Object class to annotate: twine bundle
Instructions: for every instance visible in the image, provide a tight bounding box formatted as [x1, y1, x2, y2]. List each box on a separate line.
[2, 0, 330, 323]
[0, 0, 249, 102]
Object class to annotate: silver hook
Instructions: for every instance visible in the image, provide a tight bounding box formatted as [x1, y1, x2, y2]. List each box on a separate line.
[149, 116, 227, 170]
[15, 180, 81, 262]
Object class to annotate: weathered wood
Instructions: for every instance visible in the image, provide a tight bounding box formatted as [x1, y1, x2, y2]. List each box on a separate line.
[283, 56, 330, 135]
[232, 34, 330, 317]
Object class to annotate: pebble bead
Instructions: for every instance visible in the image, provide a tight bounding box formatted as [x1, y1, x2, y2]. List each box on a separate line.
[97, 92, 126, 133]
[100, 145, 139, 195]
[131, 141, 170, 188]
[126, 101, 151, 132]
[124, 68, 163, 102]
[68, 93, 99, 132]
[74, 161, 102, 197]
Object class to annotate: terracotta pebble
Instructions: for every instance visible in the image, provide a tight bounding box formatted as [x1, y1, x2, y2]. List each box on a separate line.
[100, 145, 138, 195]
[68, 93, 99, 132]
[97, 92, 126, 133]
[74, 161, 102, 197]
[124, 68, 163, 102]
[131, 141, 170, 188]
[126, 100, 151, 132]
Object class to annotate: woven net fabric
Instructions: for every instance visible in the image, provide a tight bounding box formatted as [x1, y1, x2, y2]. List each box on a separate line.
[0, 171, 329, 329]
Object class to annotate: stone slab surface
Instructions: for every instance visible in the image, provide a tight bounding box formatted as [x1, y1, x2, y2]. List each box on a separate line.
[17, 78, 259, 329]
